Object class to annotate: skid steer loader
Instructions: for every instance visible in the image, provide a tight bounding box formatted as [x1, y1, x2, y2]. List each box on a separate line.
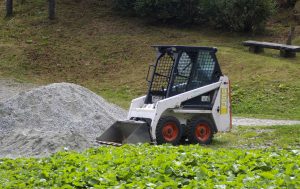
[97, 45, 232, 145]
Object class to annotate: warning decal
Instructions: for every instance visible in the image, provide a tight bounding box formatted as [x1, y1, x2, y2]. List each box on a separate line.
[220, 88, 228, 115]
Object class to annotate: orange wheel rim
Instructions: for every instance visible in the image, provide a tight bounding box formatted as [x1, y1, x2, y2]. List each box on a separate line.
[195, 124, 211, 142]
[162, 122, 179, 142]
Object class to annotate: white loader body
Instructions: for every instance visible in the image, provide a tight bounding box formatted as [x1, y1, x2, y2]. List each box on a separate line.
[97, 45, 232, 145]
[128, 76, 231, 141]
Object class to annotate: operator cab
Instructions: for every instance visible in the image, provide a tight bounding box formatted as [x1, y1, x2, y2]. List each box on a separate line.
[145, 45, 222, 110]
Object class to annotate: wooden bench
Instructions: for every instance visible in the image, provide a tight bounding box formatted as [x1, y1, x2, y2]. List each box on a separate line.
[243, 40, 300, 58]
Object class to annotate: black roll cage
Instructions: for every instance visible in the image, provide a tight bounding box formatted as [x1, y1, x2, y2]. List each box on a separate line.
[145, 45, 222, 104]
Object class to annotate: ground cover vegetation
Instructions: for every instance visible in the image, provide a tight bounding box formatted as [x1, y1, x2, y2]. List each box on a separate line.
[0, 0, 299, 120]
[0, 125, 299, 188]
[0, 141, 299, 188]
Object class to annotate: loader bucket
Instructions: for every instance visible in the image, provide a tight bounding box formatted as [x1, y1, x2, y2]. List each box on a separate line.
[96, 120, 151, 145]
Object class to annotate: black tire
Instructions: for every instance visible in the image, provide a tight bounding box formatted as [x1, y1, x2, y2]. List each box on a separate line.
[187, 117, 214, 145]
[156, 116, 183, 145]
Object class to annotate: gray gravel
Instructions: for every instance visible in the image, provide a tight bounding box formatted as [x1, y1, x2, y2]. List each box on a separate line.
[0, 82, 126, 158]
[233, 117, 300, 126]
[0, 79, 36, 102]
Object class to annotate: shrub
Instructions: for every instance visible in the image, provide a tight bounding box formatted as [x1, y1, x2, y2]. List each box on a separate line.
[112, 0, 136, 14]
[210, 0, 276, 32]
[112, 0, 276, 32]
[276, 0, 297, 8]
[134, 0, 204, 24]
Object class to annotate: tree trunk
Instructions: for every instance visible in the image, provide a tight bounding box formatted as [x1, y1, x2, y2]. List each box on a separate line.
[6, 0, 13, 17]
[49, 0, 56, 20]
[286, 26, 295, 45]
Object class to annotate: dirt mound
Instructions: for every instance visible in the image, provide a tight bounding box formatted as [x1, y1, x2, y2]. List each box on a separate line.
[0, 83, 126, 158]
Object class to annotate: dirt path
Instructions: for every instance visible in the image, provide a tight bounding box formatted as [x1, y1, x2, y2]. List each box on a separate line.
[1, 79, 300, 126]
[233, 117, 300, 126]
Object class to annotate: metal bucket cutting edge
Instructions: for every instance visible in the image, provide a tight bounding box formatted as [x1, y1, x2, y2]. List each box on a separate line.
[96, 120, 151, 145]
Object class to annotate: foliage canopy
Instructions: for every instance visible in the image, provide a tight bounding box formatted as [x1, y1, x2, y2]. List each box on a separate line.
[113, 0, 276, 32]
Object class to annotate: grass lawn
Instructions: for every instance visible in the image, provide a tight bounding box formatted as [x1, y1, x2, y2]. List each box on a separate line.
[0, 0, 300, 119]
[213, 125, 300, 149]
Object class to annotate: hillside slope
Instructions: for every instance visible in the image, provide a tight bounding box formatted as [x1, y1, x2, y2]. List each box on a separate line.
[0, 0, 299, 119]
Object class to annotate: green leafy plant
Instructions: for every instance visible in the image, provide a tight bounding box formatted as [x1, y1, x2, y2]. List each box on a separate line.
[0, 145, 299, 188]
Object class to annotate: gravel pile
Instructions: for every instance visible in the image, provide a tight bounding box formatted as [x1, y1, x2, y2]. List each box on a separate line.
[0, 79, 36, 102]
[0, 83, 127, 158]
